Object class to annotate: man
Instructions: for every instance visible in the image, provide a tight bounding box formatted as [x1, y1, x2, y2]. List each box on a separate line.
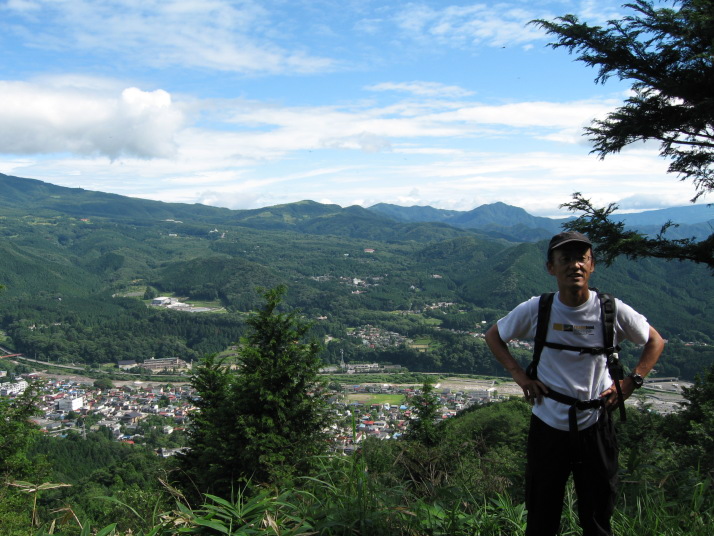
[485, 231, 664, 536]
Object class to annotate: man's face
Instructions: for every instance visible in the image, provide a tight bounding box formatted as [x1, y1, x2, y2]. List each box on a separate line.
[547, 245, 595, 292]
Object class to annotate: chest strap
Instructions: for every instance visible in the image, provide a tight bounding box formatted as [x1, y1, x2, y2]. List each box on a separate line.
[543, 341, 620, 355]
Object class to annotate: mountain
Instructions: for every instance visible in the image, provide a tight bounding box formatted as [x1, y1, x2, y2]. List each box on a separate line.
[0, 172, 235, 223]
[0, 174, 482, 243]
[368, 203, 461, 224]
[613, 205, 714, 241]
[368, 201, 713, 241]
[613, 205, 713, 226]
[368, 202, 564, 241]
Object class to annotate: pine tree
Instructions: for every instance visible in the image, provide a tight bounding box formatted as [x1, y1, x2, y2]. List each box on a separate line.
[405, 381, 441, 447]
[180, 286, 331, 496]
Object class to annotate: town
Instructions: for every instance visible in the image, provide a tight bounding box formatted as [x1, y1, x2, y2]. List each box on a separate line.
[3, 369, 499, 457]
[2, 362, 689, 460]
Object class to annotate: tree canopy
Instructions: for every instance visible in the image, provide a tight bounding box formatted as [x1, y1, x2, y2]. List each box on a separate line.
[534, 0, 714, 268]
[179, 286, 332, 496]
[561, 192, 714, 269]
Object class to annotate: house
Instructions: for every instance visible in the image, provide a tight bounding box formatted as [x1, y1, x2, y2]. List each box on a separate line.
[121, 411, 145, 425]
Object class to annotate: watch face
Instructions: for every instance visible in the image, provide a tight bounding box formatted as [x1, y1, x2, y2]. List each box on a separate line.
[631, 373, 644, 387]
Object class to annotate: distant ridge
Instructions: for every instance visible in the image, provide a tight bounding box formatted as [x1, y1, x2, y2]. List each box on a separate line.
[367, 202, 563, 240]
[613, 205, 713, 226]
[0, 172, 232, 222]
[1, 172, 711, 242]
[367, 201, 712, 242]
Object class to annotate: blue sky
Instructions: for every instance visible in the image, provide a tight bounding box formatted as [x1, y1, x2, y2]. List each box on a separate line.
[0, 0, 705, 217]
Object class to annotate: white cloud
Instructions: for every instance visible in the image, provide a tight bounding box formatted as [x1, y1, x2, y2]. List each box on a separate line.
[4, 0, 41, 13]
[0, 80, 184, 158]
[366, 81, 475, 98]
[432, 99, 616, 129]
[3, 0, 335, 74]
[394, 3, 545, 48]
[0, 0, 696, 219]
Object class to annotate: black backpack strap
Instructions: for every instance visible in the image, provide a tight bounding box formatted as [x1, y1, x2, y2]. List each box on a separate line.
[595, 290, 626, 422]
[527, 292, 554, 380]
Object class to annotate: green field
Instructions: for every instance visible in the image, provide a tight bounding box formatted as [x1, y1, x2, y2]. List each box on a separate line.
[345, 393, 405, 405]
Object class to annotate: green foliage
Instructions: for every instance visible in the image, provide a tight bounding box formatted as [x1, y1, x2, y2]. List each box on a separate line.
[94, 377, 114, 390]
[3, 173, 714, 535]
[1, 295, 245, 364]
[155, 256, 285, 310]
[173, 488, 316, 535]
[404, 381, 440, 446]
[21, 430, 174, 534]
[662, 363, 714, 473]
[4, 382, 713, 535]
[0, 381, 43, 478]
[561, 192, 714, 269]
[534, 0, 714, 201]
[181, 287, 332, 495]
[534, 0, 714, 267]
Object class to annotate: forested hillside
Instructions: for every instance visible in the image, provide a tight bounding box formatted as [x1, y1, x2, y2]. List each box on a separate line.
[1, 173, 712, 380]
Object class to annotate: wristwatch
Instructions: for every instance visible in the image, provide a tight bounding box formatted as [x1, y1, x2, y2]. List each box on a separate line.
[629, 372, 644, 389]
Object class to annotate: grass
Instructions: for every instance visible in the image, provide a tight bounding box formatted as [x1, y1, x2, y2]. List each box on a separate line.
[24, 459, 714, 535]
[345, 393, 405, 406]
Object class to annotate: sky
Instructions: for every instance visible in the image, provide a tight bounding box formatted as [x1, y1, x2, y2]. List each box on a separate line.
[0, 0, 706, 217]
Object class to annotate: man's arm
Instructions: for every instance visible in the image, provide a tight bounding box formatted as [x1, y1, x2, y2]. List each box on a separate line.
[485, 324, 549, 404]
[601, 325, 665, 407]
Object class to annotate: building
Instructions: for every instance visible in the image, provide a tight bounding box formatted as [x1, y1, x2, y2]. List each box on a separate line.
[140, 357, 191, 373]
[0, 380, 28, 396]
[58, 396, 84, 412]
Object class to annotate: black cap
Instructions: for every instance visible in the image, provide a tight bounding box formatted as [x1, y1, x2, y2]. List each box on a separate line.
[548, 231, 592, 252]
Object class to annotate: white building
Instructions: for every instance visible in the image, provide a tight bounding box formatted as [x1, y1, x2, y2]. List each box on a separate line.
[58, 396, 84, 412]
[1, 380, 28, 396]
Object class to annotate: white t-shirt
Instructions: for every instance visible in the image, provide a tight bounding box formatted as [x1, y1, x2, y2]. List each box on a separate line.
[496, 290, 650, 431]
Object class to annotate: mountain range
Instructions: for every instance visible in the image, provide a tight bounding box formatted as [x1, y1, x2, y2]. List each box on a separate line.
[367, 201, 713, 242]
[2, 172, 711, 242]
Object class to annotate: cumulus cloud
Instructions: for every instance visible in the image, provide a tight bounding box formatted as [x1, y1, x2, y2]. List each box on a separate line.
[0, 80, 184, 158]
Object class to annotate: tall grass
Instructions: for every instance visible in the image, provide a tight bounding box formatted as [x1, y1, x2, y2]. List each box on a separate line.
[28, 453, 714, 535]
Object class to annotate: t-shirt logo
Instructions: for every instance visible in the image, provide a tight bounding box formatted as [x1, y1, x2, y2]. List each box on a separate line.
[553, 323, 596, 336]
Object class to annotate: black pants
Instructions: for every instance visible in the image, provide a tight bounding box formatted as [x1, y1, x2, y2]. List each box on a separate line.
[525, 412, 619, 536]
